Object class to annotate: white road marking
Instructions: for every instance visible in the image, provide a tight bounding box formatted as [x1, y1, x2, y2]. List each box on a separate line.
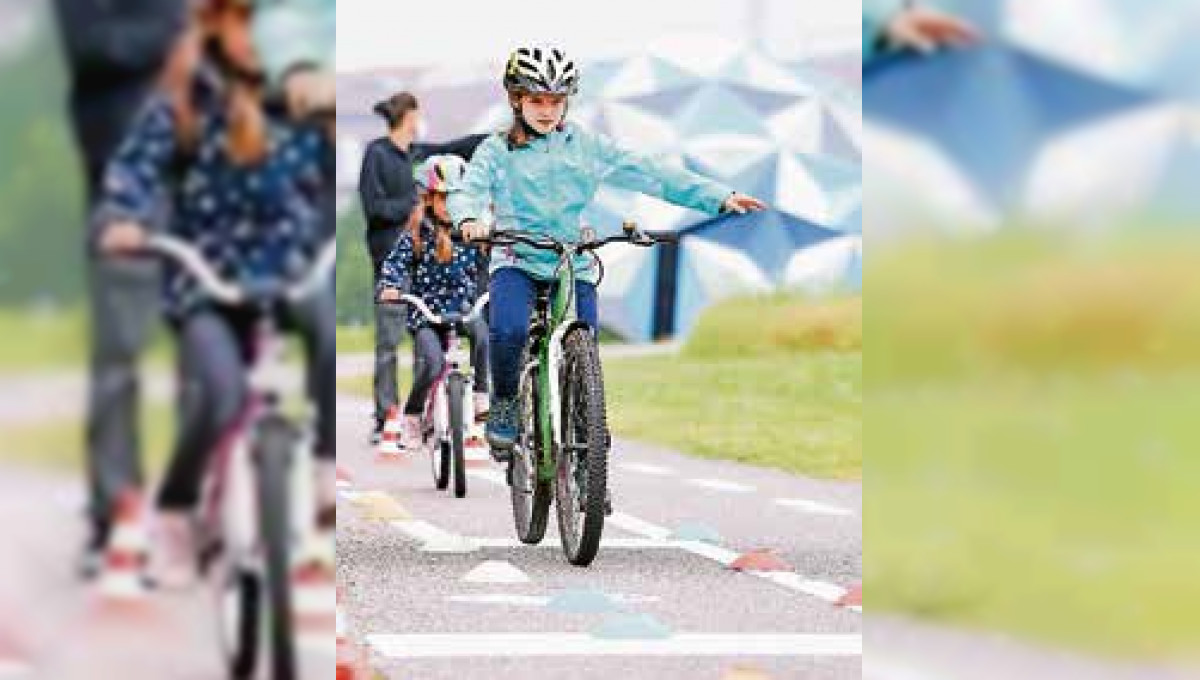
[610, 512, 857, 610]
[468, 537, 677, 550]
[460, 460, 860, 611]
[368, 632, 861, 658]
[684, 478, 756, 493]
[607, 512, 672, 541]
[391, 519, 478, 553]
[618, 463, 675, 476]
[775, 498, 855, 517]
[445, 594, 661, 606]
[466, 468, 507, 486]
[461, 560, 531, 584]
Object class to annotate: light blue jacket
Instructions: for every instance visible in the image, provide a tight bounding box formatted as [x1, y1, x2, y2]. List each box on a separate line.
[864, 0, 903, 61]
[448, 124, 732, 283]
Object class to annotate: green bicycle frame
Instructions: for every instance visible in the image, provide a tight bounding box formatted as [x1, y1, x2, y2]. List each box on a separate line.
[532, 251, 581, 483]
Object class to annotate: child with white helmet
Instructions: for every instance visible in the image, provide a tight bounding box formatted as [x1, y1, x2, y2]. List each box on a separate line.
[451, 46, 767, 462]
[378, 154, 491, 450]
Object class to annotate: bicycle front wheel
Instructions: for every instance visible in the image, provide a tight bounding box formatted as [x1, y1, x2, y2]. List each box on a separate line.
[555, 328, 609, 567]
[447, 373, 468, 498]
[253, 415, 299, 680]
[429, 390, 450, 490]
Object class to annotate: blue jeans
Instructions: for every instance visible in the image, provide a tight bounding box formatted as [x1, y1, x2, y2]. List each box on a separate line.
[489, 267, 598, 403]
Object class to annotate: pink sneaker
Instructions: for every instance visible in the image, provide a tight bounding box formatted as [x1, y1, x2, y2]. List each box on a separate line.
[148, 511, 196, 590]
[400, 415, 423, 451]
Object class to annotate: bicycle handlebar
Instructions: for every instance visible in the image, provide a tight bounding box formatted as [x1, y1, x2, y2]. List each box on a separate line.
[145, 234, 335, 305]
[397, 292, 490, 326]
[456, 222, 678, 254]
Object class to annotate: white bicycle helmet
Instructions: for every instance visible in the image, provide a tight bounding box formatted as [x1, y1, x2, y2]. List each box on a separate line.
[503, 46, 579, 96]
[414, 155, 469, 194]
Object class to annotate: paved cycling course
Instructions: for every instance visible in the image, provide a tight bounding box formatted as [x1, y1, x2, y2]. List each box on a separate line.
[335, 391, 862, 680]
[0, 435, 334, 679]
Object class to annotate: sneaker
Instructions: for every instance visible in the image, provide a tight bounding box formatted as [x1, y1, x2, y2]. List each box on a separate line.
[314, 459, 336, 530]
[400, 414, 423, 451]
[473, 392, 490, 422]
[370, 419, 384, 445]
[485, 397, 519, 462]
[148, 511, 196, 591]
[78, 520, 110, 581]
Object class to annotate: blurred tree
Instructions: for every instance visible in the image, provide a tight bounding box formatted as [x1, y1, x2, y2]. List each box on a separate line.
[0, 7, 85, 308]
[336, 201, 375, 327]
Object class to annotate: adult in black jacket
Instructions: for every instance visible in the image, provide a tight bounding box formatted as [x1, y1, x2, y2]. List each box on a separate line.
[358, 91, 486, 438]
[52, 0, 186, 577]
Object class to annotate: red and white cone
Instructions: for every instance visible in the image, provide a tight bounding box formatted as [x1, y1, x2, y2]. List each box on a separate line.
[96, 490, 149, 601]
[464, 422, 491, 468]
[376, 406, 404, 460]
[336, 587, 371, 680]
[292, 562, 335, 633]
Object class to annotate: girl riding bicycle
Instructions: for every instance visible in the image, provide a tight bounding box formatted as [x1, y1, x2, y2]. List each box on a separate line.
[451, 46, 767, 461]
[95, 0, 335, 587]
[378, 154, 491, 452]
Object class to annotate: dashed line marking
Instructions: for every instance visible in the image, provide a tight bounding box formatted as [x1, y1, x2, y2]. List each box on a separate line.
[367, 632, 861, 658]
[445, 594, 661, 606]
[684, 478, 756, 493]
[774, 498, 855, 517]
[618, 463, 675, 476]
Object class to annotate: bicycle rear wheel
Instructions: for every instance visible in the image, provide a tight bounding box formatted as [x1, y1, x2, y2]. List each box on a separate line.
[512, 346, 551, 544]
[555, 328, 609, 567]
[253, 415, 299, 680]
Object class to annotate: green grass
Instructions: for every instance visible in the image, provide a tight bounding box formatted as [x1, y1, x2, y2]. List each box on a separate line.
[867, 229, 1200, 663]
[0, 309, 89, 372]
[870, 371, 1200, 660]
[605, 351, 860, 479]
[4, 402, 175, 474]
[336, 323, 376, 355]
[335, 324, 623, 355]
[0, 308, 173, 373]
[336, 294, 862, 480]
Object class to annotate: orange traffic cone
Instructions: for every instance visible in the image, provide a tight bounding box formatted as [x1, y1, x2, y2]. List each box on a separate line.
[95, 490, 149, 601]
[336, 587, 371, 680]
[837, 583, 862, 608]
[292, 562, 335, 633]
[375, 406, 404, 462]
[728, 549, 793, 573]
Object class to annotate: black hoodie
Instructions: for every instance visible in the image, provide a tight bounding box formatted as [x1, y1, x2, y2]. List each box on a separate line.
[357, 133, 488, 275]
[53, 0, 186, 201]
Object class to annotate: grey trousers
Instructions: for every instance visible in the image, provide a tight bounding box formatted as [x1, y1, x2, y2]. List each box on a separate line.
[373, 301, 407, 426]
[159, 291, 336, 510]
[86, 256, 160, 533]
[404, 319, 490, 415]
[369, 228, 409, 426]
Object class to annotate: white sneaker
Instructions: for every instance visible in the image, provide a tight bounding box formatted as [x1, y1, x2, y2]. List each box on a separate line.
[473, 392, 490, 422]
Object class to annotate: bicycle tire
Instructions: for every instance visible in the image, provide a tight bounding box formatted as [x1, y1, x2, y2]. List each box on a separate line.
[512, 346, 551, 544]
[447, 373, 468, 498]
[555, 328, 609, 567]
[253, 416, 299, 680]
